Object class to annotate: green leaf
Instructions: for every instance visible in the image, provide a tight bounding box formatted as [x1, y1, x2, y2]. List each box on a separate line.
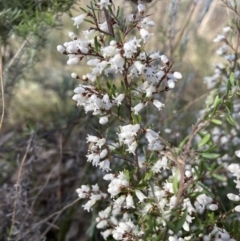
[172, 171, 179, 195]
[198, 134, 211, 148]
[207, 212, 215, 225]
[226, 114, 235, 126]
[79, 7, 87, 13]
[131, 113, 138, 124]
[200, 153, 220, 159]
[211, 119, 222, 125]
[175, 209, 188, 232]
[123, 169, 130, 181]
[143, 171, 153, 182]
[179, 135, 189, 148]
[94, 36, 100, 52]
[212, 173, 227, 182]
[230, 72, 235, 87]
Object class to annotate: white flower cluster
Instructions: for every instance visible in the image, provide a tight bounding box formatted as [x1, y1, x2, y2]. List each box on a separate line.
[55, 1, 227, 240]
[227, 152, 240, 212]
[203, 226, 236, 241]
[118, 124, 140, 155]
[204, 26, 239, 89]
[76, 184, 107, 212]
[86, 135, 111, 171]
[73, 85, 125, 124]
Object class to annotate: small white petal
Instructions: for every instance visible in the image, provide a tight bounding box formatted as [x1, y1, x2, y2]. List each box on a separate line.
[227, 193, 240, 201]
[234, 205, 240, 212]
[235, 150, 240, 158]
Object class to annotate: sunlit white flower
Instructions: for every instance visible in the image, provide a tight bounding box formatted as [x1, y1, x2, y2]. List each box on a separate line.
[82, 199, 96, 212]
[138, 3, 145, 13]
[141, 17, 155, 29]
[67, 57, 80, 65]
[235, 205, 240, 212]
[160, 55, 169, 64]
[57, 45, 65, 53]
[99, 21, 109, 32]
[213, 34, 225, 42]
[125, 194, 135, 209]
[71, 14, 87, 28]
[227, 193, 240, 201]
[99, 116, 109, 125]
[135, 190, 147, 203]
[153, 99, 165, 111]
[98, 159, 111, 172]
[101, 229, 112, 240]
[110, 53, 125, 73]
[140, 28, 153, 43]
[131, 102, 145, 115]
[235, 150, 240, 158]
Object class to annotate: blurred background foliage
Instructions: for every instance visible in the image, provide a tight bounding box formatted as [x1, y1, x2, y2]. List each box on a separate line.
[0, 0, 231, 240]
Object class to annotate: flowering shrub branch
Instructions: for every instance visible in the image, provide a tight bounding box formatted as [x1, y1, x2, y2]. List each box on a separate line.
[57, 0, 240, 240]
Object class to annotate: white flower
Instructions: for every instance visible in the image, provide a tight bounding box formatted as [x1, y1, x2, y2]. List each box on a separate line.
[82, 199, 96, 212]
[71, 14, 87, 28]
[213, 34, 225, 42]
[152, 156, 168, 173]
[227, 193, 240, 201]
[140, 28, 153, 43]
[125, 194, 135, 209]
[114, 195, 126, 207]
[99, 21, 109, 32]
[132, 102, 145, 115]
[71, 73, 78, 79]
[141, 17, 155, 29]
[235, 150, 240, 158]
[138, 3, 145, 13]
[98, 159, 111, 172]
[173, 72, 182, 79]
[101, 229, 112, 240]
[135, 190, 147, 203]
[153, 99, 165, 111]
[142, 203, 153, 215]
[114, 94, 125, 106]
[103, 173, 114, 180]
[99, 116, 109, 125]
[126, 140, 137, 154]
[160, 55, 169, 64]
[100, 149, 108, 159]
[234, 205, 240, 212]
[97, 0, 111, 9]
[149, 51, 161, 60]
[207, 204, 218, 211]
[134, 61, 146, 74]
[57, 45, 65, 53]
[67, 57, 80, 65]
[110, 53, 125, 73]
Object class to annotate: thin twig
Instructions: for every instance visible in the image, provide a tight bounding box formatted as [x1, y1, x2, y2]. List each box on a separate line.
[21, 198, 81, 239]
[0, 47, 5, 130]
[7, 136, 33, 241]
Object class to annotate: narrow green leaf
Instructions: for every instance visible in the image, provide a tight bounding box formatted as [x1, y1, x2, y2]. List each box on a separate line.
[211, 119, 222, 125]
[198, 134, 211, 148]
[226, 114, 235, 126]
[79, 7, 87, 13]
[176, 209, 188, 232]
[230, 72, 235, 87]
[179, 135, 189, 148]
[173, 171, 179, 195]
[200, 153, 220, 159]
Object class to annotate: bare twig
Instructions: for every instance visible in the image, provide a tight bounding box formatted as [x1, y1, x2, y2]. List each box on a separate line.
[7, 135, 33, 241]
[0, 47, 5, 130]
